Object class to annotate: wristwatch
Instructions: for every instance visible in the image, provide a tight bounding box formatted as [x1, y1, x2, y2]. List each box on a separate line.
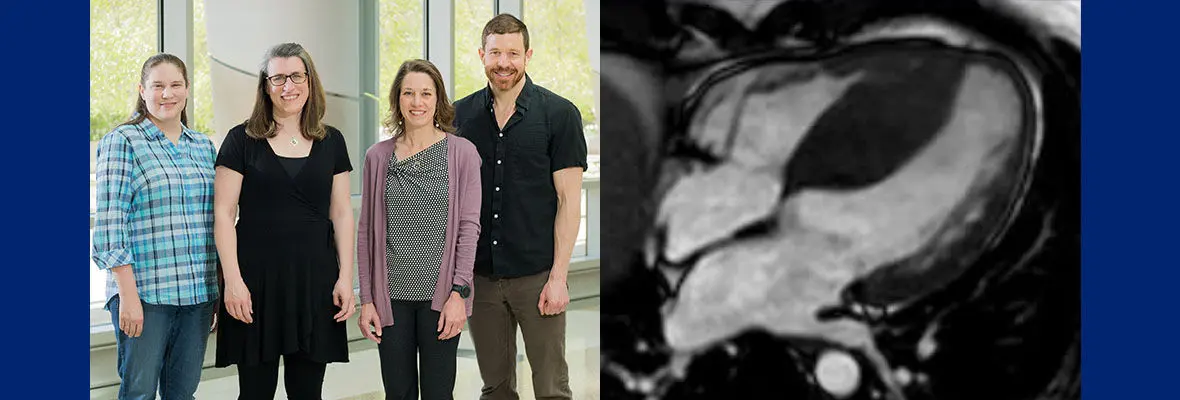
[451, 284, 471, 299]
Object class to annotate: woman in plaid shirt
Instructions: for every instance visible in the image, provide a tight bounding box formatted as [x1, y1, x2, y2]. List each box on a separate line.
[91, 54, 220, 400]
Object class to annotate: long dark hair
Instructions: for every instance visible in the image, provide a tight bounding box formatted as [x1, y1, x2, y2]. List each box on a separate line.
[120, 53, 190, 128]
[383, 59, 457, 140]
[245, 42, 327, 141]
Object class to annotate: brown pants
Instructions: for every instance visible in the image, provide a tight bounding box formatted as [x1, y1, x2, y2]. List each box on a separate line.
[469, 271, 572, 400]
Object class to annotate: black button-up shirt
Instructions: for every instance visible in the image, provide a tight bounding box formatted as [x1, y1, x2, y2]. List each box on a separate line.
[454, 75, 589, 278]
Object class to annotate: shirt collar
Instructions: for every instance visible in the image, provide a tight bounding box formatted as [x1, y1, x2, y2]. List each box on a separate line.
[137, 117, 198, 142]
[482, 74, 536, 112]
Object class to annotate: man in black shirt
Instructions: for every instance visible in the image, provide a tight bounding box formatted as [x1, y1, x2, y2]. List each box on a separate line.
[453, 13, 588, 400]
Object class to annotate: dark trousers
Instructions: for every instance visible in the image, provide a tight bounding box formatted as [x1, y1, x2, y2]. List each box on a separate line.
[236, 353, 326, 400]
[377, 300, 461, 400]
[469, 271, 571, 400]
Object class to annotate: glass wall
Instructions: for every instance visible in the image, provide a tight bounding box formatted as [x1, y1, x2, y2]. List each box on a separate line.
[454, 0, 495, 101]
[190, 0, 213, 135]
[379, 0, 427, 138]
[524, 0, 598, 157]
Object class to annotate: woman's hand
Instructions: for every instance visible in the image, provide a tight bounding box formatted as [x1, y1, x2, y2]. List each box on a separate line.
[358, 303, 383, 344]
[333, 278, 356, 322]
[118, 294, 145, 337]
[223, 278, 253, 324]
[437, 292, 466, 340]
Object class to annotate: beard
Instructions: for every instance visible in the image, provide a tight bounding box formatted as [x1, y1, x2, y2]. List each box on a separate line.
[485, 66, 525, 90]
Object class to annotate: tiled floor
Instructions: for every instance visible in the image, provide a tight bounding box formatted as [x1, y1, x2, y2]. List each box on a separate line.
[191, 299, 600, 400]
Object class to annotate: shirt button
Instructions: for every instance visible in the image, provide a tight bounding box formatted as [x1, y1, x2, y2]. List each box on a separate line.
[499, 133, 504, 138]
[493, 214, 499, 219]
[495, 187, 500, 191]
[492, 240, 498, 245]
[497, 160, 502, 165]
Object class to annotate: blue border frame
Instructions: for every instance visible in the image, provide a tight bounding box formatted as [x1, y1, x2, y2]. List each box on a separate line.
[4, 1, 1180, 398]
[1082, 1, 1180, 399]
[1, 2, 90, 396]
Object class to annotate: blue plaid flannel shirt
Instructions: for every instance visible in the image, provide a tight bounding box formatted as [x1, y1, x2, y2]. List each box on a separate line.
[91, 119, 220, 307]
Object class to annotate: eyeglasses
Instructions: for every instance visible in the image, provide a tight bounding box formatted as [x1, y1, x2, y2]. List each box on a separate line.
[266, 72, 308, 86]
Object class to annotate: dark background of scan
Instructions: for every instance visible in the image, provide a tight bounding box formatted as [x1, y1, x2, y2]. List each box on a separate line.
[599, 1, 1079, 399]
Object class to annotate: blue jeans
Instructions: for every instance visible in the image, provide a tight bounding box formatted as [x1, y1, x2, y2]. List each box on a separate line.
[108, 295, 215, 400]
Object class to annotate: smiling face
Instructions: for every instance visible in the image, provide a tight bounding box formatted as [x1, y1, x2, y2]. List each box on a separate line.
[139, 62, 188, 124]
[480, 32, 532, 92]
[266, 56, 309, 118]
[398, 71, 438, 130]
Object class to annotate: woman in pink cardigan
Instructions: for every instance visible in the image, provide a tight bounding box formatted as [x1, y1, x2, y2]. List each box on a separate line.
[356, 59, 481, 399]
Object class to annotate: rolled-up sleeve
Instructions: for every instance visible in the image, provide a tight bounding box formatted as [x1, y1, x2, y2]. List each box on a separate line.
[91, 132, 136, 270]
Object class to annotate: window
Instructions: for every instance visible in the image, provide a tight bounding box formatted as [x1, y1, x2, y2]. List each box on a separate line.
[190, 0, 213, 136]
[379, 0, 426, 137]
[454, 0, 495, 101]
[90, 1, 158, 143]
[523, 0, 598, 157]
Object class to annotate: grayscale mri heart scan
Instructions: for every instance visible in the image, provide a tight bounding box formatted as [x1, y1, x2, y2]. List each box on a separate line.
[600, 0, 1080, 399]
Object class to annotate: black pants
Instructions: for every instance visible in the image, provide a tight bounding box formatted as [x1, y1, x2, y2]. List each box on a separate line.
[378, 300, 461, 400]
[236, 353, 327, 400]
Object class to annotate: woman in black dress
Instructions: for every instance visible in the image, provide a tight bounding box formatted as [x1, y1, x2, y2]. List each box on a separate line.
[212, 42, 356, 400]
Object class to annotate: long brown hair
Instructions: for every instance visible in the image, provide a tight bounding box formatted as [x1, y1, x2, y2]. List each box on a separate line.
[244, 43, 327, 140]
[382, 59, 456, 140]
[120, 53, 190, 128]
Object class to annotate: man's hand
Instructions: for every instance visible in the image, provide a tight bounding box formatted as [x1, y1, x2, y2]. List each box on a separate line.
[538, 277, 570, 316]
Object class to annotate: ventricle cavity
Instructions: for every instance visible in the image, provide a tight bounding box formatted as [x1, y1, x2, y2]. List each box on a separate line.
[658, 45, 1028, 348]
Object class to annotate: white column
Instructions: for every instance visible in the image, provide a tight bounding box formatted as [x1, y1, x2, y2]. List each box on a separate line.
[496, 0, 522, 18]
[426, 0, 456, 98]
[359, 0, 380, 152]
[160, 0, 194, 122]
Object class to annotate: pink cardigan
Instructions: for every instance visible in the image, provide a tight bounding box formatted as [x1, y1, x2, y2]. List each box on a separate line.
[357, 133, 482, 326]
